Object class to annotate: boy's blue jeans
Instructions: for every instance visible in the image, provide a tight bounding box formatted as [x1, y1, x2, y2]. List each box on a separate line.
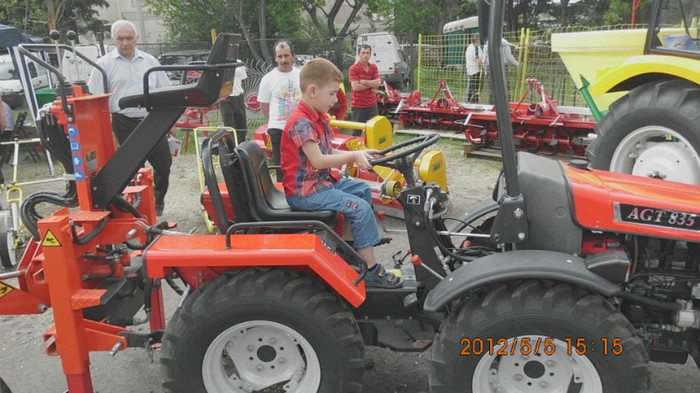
[287, 178, 380, 250]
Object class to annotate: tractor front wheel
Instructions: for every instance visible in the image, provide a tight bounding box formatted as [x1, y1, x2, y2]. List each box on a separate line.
[587, 79, 700, 184]
[161, 268, 365, 393]
[429, 281, 650, 393]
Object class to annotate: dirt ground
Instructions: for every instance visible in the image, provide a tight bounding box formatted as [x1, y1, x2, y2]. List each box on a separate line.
[0, 132, 699, 392]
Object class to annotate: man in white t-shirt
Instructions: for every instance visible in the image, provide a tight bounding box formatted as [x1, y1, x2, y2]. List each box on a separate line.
[220, 59, 248, 145]
[465, 36, 483, 103]
[258, 40, 301, 181]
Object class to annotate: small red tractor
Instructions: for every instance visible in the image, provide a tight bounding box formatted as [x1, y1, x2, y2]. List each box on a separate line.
[1, 2, 700, 391]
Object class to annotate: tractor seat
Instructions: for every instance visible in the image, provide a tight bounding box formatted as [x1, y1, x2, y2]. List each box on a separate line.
[236, 141, 338, 226]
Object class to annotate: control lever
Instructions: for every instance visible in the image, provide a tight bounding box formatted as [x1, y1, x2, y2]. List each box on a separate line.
[411, 254, 444, 280]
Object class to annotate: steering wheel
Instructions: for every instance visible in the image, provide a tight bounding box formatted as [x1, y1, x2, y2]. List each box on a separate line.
[369, 133, 440, 171]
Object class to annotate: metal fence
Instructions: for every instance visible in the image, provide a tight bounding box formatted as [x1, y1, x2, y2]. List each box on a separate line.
[151, 24, 642, 135]
[415, 24, 643, 107]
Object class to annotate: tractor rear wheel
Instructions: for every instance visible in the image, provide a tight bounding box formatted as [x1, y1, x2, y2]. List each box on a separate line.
[161, 268, 365, 393]
[429, 280, 650, 393]
[587, 79, 700, 184]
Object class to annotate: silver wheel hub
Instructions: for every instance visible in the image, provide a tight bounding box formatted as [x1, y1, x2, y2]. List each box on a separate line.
[473, 335, 602, 393]
[609, 126, 700, 184]
[202, 320, 320, 392]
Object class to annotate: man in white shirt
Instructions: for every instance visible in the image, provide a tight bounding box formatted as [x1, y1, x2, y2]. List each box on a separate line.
[465, 36, 483, 103]
[258, 40, 301, 181]
[481, 38, 519, 102]
[87, 19, 173, 216]
[220, 59, 248, 145]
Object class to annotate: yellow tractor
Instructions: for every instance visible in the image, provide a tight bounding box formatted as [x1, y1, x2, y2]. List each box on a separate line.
[556, 0, 700, 184]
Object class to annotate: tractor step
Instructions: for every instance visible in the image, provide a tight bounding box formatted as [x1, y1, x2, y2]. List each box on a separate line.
[358, 318, 434, 352]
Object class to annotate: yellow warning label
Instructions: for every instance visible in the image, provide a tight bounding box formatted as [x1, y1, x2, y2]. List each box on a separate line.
[0, 282, 14, 298]
[42, 230, 62, 247]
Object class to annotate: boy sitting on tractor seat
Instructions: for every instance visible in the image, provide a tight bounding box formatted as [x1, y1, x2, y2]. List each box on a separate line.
[281, 58, 403, 289]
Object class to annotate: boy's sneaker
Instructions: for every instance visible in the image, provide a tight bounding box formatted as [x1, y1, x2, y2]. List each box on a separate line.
[365, 264, 403, 289]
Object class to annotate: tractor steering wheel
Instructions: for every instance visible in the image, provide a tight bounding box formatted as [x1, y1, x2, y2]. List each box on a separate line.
[369, 134, 440, 183]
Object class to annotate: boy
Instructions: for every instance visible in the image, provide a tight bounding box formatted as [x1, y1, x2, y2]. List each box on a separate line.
[281, 58, 402, 289]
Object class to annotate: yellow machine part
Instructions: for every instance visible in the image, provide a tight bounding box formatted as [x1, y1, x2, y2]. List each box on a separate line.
[364, 116, 393, 151]
[416, 150, 448, 193]
[590, 54, 700, 97]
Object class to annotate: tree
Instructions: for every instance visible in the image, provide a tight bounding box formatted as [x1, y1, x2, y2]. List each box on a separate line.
[0, 0, 107, 40]
[145, 0, 303, 64]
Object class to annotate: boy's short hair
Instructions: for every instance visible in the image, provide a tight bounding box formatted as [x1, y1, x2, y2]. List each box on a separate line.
[300, 58, 343, 91]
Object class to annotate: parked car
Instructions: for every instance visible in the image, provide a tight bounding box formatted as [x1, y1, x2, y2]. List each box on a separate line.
[157, 49, 209, 84]
[0, 54, 50, 108]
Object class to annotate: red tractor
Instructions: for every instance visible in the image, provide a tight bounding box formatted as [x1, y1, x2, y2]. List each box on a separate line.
[1, 2, 700, 391]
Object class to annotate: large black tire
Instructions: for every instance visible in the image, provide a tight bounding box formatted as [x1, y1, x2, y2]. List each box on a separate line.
[0, 231, 17, 269]
[430, 281, 650, 393]
[587, 79, 700, 184]
[161, 268, 365, 393]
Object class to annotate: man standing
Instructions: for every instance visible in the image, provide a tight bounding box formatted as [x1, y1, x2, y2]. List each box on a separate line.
[220, 58, 248, 145]
[349, 44, 381, 136]
[482, 38, 519, 102]
[258, 40, 301, 181]
[87, 20, 173, 216]
[465, 36, 483, 103]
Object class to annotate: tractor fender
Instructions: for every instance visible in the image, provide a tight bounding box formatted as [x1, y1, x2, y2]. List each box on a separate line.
[423, 249, 621, 312]
[590, 54, 700, 96]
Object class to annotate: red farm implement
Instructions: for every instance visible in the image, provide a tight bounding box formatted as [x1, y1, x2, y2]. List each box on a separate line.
[393, 79, 596, 157]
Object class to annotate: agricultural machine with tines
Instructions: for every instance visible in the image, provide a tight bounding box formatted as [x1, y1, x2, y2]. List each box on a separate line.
[395, 78, 596, 157]
[3, 1, 700, 391]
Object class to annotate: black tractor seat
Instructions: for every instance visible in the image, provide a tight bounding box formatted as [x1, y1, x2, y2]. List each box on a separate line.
[235, 141, 337, 226]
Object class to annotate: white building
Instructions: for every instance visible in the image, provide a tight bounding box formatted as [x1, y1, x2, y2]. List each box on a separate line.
[94, 0, 167, 43]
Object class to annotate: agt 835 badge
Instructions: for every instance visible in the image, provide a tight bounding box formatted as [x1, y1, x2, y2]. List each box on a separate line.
[616, 203, 700, 231]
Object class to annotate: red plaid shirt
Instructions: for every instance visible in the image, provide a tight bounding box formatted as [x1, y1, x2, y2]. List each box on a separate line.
[281, 100, 335, 198]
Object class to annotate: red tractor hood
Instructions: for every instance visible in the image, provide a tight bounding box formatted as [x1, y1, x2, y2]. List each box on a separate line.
[567, 166, 700, 241]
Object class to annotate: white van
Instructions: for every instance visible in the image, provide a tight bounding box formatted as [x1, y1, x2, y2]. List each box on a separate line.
[0, 54, 50, 94]
[355, 32, 410, 89]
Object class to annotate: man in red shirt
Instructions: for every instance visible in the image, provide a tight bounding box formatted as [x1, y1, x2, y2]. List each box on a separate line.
[348, 44, 381, 136]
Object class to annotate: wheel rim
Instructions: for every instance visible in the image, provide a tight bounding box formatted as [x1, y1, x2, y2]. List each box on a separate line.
[473, 335, 603, 393]
[609, 125, 700, 184]
[202, 320, 321, 393]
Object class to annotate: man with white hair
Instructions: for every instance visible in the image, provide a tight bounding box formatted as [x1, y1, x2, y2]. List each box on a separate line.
[87, 19, 173, 216]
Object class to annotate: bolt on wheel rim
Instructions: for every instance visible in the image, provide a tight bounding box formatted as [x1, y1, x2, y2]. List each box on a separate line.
[472, 335, 602, 393]
[202, 320, 320, 392]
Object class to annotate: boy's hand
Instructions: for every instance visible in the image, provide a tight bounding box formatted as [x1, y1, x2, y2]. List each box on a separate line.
[354, 149, 380, 170]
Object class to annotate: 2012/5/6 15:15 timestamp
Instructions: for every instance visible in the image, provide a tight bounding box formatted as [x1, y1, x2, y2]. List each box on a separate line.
[460, 337, 624, 356]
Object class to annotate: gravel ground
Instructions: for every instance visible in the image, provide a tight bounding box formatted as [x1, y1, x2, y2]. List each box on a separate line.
[0, 132, 699, 392]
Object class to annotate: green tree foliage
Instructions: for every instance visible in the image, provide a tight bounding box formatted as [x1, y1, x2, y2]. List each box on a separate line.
[0, 0, 107, 40]
[391, 0, 476, 35]
[144, 0, 304, 63]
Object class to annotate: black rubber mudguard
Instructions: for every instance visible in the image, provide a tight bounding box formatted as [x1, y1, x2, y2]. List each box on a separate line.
[423, 249, 621, 312]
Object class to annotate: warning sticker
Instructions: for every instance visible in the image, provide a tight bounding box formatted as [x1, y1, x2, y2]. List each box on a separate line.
[0, 282, 14, 298]
[42, 230, 62, 247]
